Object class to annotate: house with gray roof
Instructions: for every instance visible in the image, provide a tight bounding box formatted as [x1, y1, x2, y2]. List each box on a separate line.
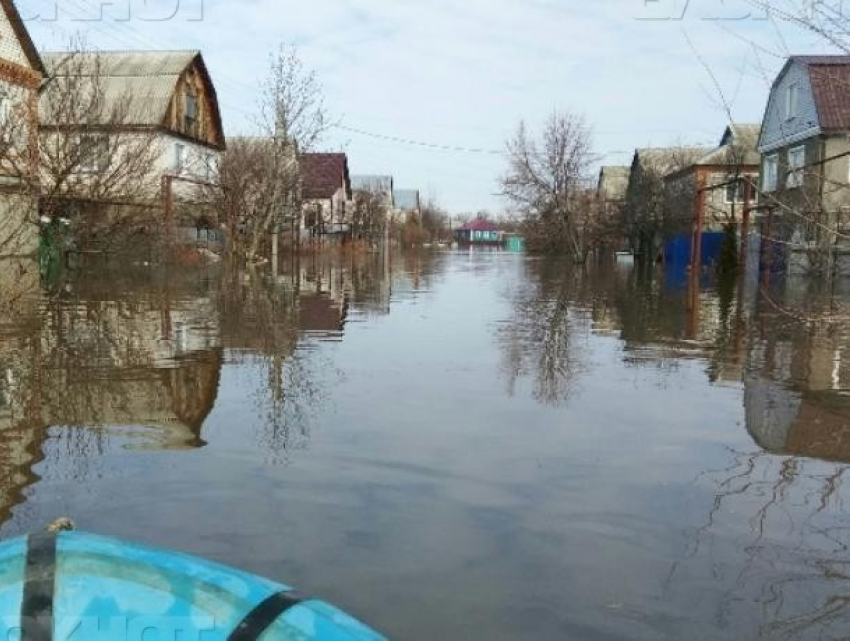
[623, 146, 711, 256]
[39, 49, 225, 215]
[393, 189, 421, 217]
[757, 55, 850, 274]
[664, 123, 761, 232]
[597, 167, 629, 203]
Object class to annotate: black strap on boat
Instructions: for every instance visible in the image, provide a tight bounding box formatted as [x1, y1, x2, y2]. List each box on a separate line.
[21, 532, 58, 641]
[228, 590, 305, 641]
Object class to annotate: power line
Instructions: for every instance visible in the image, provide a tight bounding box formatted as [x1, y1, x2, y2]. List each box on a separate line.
[331, 123, 504, 155]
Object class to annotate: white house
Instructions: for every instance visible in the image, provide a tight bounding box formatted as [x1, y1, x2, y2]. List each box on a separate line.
[0, 0, 45, 256]
[38, 50, 225, 223]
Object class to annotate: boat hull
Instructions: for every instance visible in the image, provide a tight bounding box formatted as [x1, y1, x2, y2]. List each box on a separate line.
[0, 531, 384, 640]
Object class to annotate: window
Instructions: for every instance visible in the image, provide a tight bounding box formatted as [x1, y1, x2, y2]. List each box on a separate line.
[78, 134, 108, 173]
[0, 90, 11, 128]
[184, 92, 198, 133]
[763, 155, 779, 192]
[786, 82, 799, 120]
[787, 146, 805, 189]
[174, 143, 186, 173]
[725, 179, 754, 204]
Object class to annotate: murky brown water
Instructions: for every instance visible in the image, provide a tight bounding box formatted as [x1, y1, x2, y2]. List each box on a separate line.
[1, 250, 850, 639]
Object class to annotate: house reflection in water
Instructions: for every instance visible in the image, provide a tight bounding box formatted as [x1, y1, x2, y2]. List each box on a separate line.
[745, 320, 850, 463]
[0, 263, 225, 523]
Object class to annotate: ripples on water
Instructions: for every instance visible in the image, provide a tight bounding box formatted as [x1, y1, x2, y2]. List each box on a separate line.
[1, 251, 850, 639]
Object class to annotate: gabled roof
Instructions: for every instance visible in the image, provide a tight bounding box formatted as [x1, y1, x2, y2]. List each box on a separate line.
[767, 56, 850, 133]
[352, 175, 393, 193]
[0, 0, 45, 76]
[300, 153, 350, 200]
[688, 123, 762, 167]
[807, 61, 850, 130]
[597, 166, 630, 200]
[634, 146, 711, 176]
[459, 218, 499, 232]
[39, 50, 225, 147]
[394, 189, 420, 211]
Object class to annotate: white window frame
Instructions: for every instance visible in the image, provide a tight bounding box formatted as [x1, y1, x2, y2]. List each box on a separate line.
[725, 180, 746, 204]
[763, 155, 779, 193]
[174, 143, 186, 173]
[786, 82, 799, 121]
[787, 145, 805, 189]
[0, 90, 11, 129]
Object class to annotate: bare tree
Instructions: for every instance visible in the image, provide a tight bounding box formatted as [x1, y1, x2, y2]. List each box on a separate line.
[211, 45, 328, 263]
[38, 43, 164, 250]
[500, 111, 597, 260]
[351, 188, 388, 246]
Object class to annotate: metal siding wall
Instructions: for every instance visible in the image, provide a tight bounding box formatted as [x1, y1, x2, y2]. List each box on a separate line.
[761, 61, 821, 152]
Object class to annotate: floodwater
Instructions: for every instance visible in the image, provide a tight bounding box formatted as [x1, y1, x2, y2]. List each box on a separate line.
[1, 250, 850, 640]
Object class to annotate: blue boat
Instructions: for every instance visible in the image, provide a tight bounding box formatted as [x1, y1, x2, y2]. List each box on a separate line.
[0, 531, 385, 640]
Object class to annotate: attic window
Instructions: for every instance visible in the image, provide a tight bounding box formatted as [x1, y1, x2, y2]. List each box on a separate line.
[184, 92, 198, 133]
[786, 82, 799, 120]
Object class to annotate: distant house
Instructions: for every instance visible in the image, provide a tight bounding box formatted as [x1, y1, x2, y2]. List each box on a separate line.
[757, 55, 850, 274]
[0, 0, 45, 257]
[664, 124, 760, 231]
[597, 166, 630, 204]
[394, 189, 421, 219]
[300, 152, 352, 239]
[624, 146, 711, 257]
[455, 218, 501, 246]
[39, 50, 225, 222]
[352, 174, 395, 239]
[352, 175, 394, 207]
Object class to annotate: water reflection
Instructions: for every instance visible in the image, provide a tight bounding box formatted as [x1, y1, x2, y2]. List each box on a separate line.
[0, 252, 428, 518]
[2, 250, 850, 638]
[495, 260, 850, 637]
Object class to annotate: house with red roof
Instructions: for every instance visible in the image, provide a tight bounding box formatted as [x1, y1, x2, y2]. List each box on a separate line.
[299, 153, 352, 239]
[454, 218, 502, 246]
[758, 55, 850, 274]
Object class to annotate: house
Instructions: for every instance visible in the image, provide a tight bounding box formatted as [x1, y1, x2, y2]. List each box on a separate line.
[597, 166, 630, 204]
[624, 146, 711, 258]
[665, 124, 761, 230]
[300, 152, 352, 239]
[454, 218, 501, 246]
[39, 50, 225, 233]
[394, 188, 421, 220]
[352, 174, 395, 242]
[0, 0, 46, 257]
[662, 125, 761, 266]
[757, 55, 850, 275]
[352, 175, 394, 207]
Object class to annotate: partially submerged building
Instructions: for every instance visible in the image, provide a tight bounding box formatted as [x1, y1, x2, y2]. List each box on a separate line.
[454, 218, 501, 246]
[0, 0, 45, 257]
[38, 50, 226, 240]
[757, 55, 850, 275]
[665, 124, 761, 231]
[300, 152, 352, 239]
[624, 146, 710, 258]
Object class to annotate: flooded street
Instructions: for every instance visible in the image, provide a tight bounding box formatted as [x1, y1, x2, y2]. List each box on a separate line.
[1, 250, 850, 640]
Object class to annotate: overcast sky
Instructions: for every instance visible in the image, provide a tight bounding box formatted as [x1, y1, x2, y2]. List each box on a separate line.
[20, 0, 835, 213]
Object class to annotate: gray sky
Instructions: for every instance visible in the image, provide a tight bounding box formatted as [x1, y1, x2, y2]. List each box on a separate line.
[21, 0, 832, 213]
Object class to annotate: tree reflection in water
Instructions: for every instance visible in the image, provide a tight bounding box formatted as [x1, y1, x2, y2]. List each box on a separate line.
[499, 257, 850, 638]
[497, 260, 589, 405]
[0, 251, 404, 521]
[672, 277, 850, 639]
